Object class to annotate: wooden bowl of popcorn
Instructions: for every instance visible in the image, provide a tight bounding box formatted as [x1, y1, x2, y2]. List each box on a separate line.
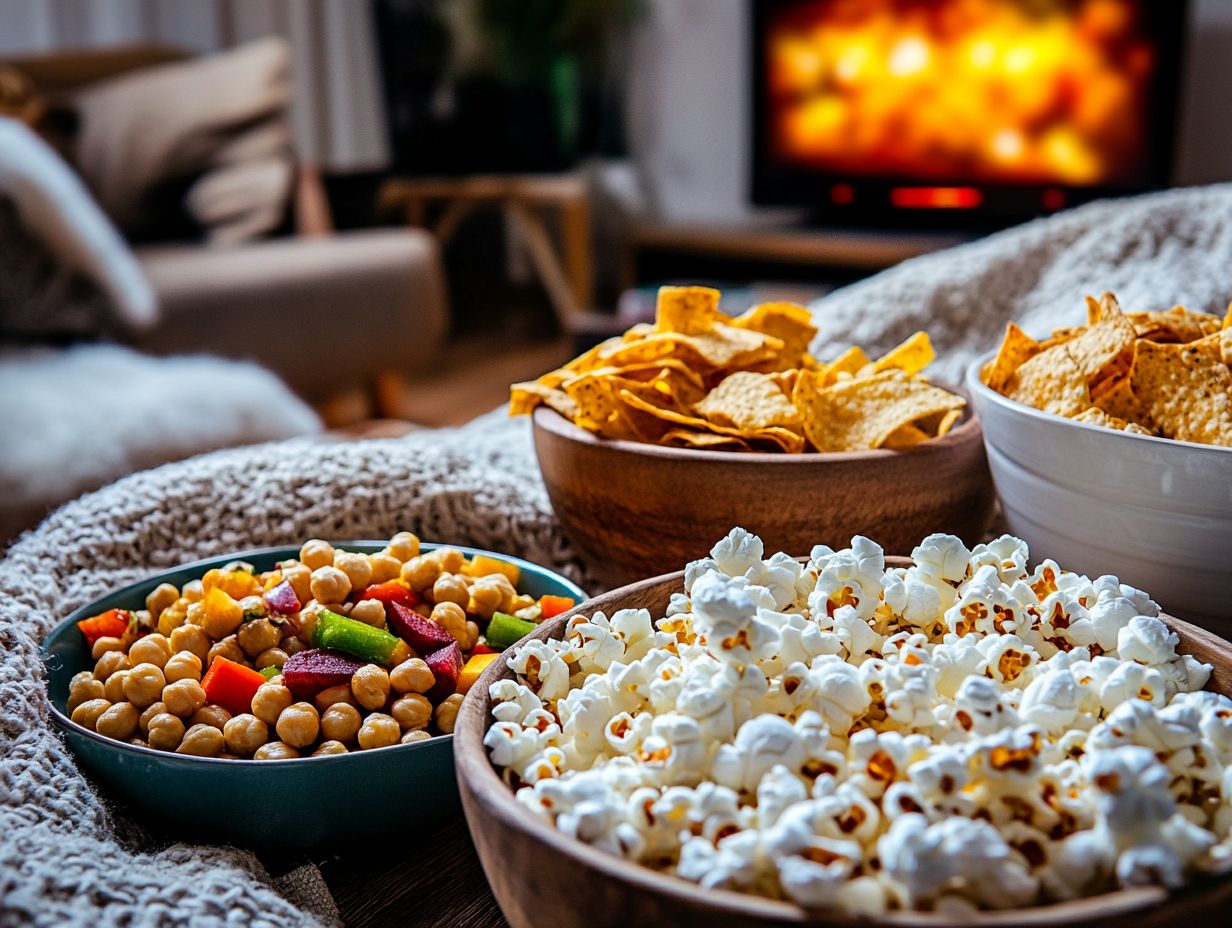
[455, 531, 1232, 927]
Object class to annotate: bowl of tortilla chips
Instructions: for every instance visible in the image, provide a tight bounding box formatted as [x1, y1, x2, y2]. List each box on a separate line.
[968, 292, 1232, 629]
[514, 286, 994, 586]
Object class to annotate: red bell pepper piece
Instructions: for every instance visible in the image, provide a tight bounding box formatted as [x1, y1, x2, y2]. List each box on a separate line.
[472, 640, 498, 655]
[354, 580, 420, 610]
[537, 595, 575, 619]
[200, 656, 268, 716]
[76, 609, 131, 647]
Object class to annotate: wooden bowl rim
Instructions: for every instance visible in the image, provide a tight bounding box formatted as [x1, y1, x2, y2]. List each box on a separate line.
[964, 351, 1232, 459]
[455, 557, 1232, 926]
[530, 383, 982, 465]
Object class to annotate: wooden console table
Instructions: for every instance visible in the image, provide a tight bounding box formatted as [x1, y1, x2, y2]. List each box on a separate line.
[380, 173, 593, 328]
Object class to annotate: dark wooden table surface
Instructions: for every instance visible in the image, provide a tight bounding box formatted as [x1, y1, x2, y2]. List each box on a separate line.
[312, 818, 509, 928]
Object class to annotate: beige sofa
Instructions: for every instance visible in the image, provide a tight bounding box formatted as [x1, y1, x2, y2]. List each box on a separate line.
[8, 43, 447, 417]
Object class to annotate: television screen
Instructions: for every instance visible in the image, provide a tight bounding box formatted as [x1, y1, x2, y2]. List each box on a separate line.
[752, 0, 1187, 225]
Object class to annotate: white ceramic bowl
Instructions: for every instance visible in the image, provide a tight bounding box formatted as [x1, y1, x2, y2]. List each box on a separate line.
[966, 352, 1232, 635]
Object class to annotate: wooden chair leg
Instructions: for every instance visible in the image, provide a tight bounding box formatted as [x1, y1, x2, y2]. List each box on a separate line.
[371, 369, 410, 420]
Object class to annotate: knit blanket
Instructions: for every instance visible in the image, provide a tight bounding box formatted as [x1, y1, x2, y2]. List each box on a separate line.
[3, 184, 1231, 925]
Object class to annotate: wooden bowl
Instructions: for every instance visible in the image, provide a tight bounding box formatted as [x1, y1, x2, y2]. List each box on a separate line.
[455, 563, 1232, 928]
[531, 398, 995, 588]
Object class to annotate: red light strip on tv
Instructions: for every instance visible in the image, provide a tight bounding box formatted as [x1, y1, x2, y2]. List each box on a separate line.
[890, 186, 983, 209]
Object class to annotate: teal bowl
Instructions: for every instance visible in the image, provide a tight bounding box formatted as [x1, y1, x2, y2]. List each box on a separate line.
[42, 541, 586, 849]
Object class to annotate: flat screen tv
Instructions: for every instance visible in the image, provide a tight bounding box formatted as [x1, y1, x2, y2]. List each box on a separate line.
[752, 0, 1188, 227]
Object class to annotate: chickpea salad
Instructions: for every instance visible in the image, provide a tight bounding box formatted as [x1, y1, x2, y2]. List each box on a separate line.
[65, 534, 575, 760]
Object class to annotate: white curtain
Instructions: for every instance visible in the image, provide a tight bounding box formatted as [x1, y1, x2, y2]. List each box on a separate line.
[0, 0, 390, 172]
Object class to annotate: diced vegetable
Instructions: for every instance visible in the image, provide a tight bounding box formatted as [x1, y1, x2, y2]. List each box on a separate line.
[263, 579, 301, 616]
[312, 610, 403, 665]
[281, 648, 365, 700]
[353, 580, 419, 611]
[486, 611, 537, 651]
[472, 640, 498, 655]
[201, 656, 268, 716]
[76, 608, 131, 647]
[258, 665, 280, 681]
[387, 602, 454, 654]
[537, 595, 575, 619]
[202, 567, 260, 599]
[424, 642, 463, 701]
[457, 653, 500, 695]
[464, 554, 520, 585]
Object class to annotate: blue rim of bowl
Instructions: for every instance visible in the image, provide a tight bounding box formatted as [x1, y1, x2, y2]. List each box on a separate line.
[43, 540, 587, 768]
[965, 351, 1232, 457]
[531, 379, 980, 463]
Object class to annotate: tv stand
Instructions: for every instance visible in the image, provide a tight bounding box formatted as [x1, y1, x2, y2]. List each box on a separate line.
[619, 220, 970, 291]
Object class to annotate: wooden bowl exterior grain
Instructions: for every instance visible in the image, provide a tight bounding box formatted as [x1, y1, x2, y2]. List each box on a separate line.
[455, 561, 1232, 928]
[531, 402, 995, 588]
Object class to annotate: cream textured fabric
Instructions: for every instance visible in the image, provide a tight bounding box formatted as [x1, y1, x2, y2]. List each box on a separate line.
[810, 184, 1232, 383]
[3, 185, 1230, 923]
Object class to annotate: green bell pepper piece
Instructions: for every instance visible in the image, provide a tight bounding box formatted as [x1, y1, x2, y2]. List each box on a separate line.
[312, 609, 401, 665]
[486, 611, 537, 651]
[258, 665, 280, 680]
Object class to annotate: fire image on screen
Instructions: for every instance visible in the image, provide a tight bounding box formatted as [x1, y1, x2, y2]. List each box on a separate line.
[766, 0, 1157, 187]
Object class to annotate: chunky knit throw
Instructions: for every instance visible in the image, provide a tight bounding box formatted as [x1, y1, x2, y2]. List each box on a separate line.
[3, 184, 1231, 924]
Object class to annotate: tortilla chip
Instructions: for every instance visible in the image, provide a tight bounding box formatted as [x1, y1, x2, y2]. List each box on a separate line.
[654, 285, 726, 335]
[599, 325, 783, 371]
[824, 345, 871, 383]
[1130, 340, 1232, 446]
[1091, 375, 1150, 427]
[984, 322, 1042, 393]
[731, 302, 818, 364]
[882, 423, 931, 448]
[510, 381, 580, 419]
[1062, 306, 1137, 384]
[1129, 306, 1221, 344]
[1221, 328, 1232, 367]
[619, 389, 806, 453]
[694, 371, 801, 432]
[871, 331, 935, 376]
[660, 429, 751, 451]
[793, 370, 965, 452]
[1004, 344, 1091, 417]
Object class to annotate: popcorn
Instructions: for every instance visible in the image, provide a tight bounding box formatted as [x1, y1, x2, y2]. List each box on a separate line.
[489, 530, 1229, 915]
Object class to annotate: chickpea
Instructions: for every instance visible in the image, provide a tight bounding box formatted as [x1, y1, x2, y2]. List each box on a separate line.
[430, 601, 468, 644]
[357, 713, 401, 750]
[182, 579, 204, 603]
[237, 618, 281, 658]
[147, 713, 186, 751]
[275, 702, 320, 748]
[489, 575, 519, 612]
[129, 737, 148, 748]
[254, 741, 299, 761]
[70, 698, 112, 730]
[391, 693, 432, 731]
[401, 729, 432, 745]
[266, 674, 284, 687]
[334, 551, 373, 592]
[139, 701, 168, 734]
[281, 563, 312, 604]
[128, 635, 170, 671]
[177, 723, 224, 757]
[255, 647, 288, 671]
[67, 672, 105, 712]
[434, 693, 464, 734]
[206, 635, 246, 667]
[464, 621, 480, 651]
[390, 658, 435, 695]
[437, 548, 465, 573]
[386, 531, 420, 562]
[320, 703, 362, 744]
[299, 539, 336, 570]
[145, 582, 179, 619]
[309, 565, 351, 604]
[93, 650, 128, 681]
[123, 663, 166, 709]
[157, 603, 187, 633]
[162, 679, 207, 717]
[104, 670, 130, 703]
[163, 651, 202, 683]
[351, 664, 391, 711]
[508, 593, 535, 613]
[169, 624, 210, 663]
[314, 684, 356, 712]
[349, 598, 386, 628]
[400, 553, 441, 593]
[432, 574, 470, 608]
[223, 714, 269, 755]
[468, 576, 505, 620]
[312, 740, 348, 756]
[192, 704, 233, 731]
[251, 683, 293, 725]
[185, 602, 206, 627]
[91, 636, 126, 660]
[283, 635, 309, 656]
[95, 702, 140, 740]
[368, 552, 402, 583]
